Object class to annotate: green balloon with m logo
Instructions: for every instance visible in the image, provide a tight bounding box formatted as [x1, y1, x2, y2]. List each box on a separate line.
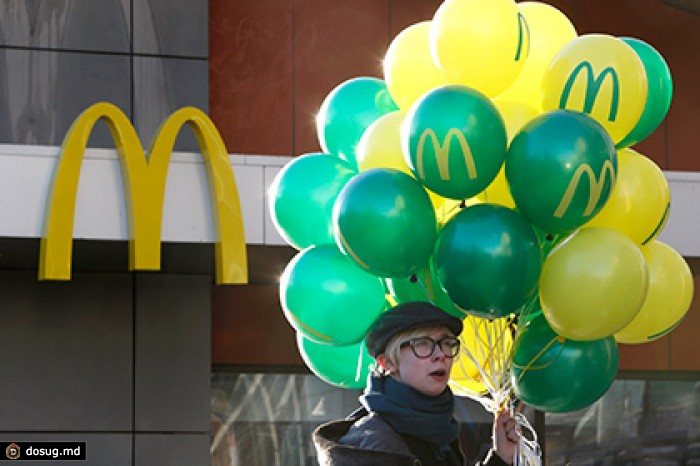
[402, 85, 508, 200]
[506, 110, 617, 234]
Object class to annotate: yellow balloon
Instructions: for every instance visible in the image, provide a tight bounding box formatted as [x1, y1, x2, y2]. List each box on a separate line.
[480, 166, 515, 209]
[383, 21, 450, 110]
[540, 227, 649, 341]
[356, 111, 445, 210]
[542, 34, 648, 144]
[450, 351, 483, 396]
[430, 0, 527, 97]
[584, 148, 670, 245]
[492, 98, 541, 141]
[496, 2, 578, 110]
[435, 197, 482, 225]
[356, 111, 409, 173]
[450, 316, 513, 397]
[428, 190, 447, 212]
[450, 378, 489, 397]
[476, 98, 536, 209]
[615, 241, 694, 344]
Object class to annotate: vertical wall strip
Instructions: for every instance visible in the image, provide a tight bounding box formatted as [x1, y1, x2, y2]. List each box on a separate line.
[130, 6, 137, 465]
[292, 0, 297, 156]
[388, 0, 393, 46]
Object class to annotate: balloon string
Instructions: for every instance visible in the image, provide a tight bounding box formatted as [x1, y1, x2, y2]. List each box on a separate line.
[455, 316, 513, 412]
[518, 295, 541, 323]
[492, 399, 543, 466]
[512, 335, 565, 384]
[514, 408, 542, 466]
[355, 341, 368, 384]
[412, 273, 438, 306]
[449, 310, 544, 464]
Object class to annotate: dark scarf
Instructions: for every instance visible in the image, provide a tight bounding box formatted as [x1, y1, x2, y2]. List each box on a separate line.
[360, 374, 460, 447]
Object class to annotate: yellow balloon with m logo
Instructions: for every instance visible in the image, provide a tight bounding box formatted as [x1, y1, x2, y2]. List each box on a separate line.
[542, 34, 647, 144]
[496, 1, 578, 111]
[430, 0, 528, 97]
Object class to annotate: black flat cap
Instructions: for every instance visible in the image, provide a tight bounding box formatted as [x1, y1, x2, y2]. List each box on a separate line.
[365, 301, 463, 358]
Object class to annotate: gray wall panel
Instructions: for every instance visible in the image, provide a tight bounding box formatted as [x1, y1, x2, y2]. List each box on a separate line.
[0, 0, 130, 53]
[135, 274, 211, 432]
[133, 0, 207, 58]
[135, 433, 209, 466]
[0, 49, 131, 147]
[53, 51, 132, 148]
[0, 271, 133, 431]
[133, 56, 209, 152]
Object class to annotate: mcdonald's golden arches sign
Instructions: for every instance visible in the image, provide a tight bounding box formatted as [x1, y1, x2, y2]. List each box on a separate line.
[40, 102, 248, 285]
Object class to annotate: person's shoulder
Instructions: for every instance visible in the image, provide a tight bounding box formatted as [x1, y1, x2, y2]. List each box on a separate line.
[313, 413, 419, 466]
[313, 412, 408, 452]
[313, 416, 354, 451]
[340, 412, 409, 452]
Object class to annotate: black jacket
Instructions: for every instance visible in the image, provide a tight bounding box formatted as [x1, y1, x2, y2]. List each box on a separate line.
[313, 411, 510, 466]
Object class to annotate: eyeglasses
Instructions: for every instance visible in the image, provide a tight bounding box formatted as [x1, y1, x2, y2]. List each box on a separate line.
[399, 336, 460, 359]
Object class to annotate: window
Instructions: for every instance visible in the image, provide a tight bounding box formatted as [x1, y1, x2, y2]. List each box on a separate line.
[212, 370, 700, 465]
[545, 375, 700, 465]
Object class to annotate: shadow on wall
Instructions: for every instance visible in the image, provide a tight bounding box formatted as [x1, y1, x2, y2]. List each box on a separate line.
[660, 0, 700, 14]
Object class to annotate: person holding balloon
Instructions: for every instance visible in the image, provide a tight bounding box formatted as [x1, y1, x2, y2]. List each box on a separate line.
[313, 301, 519, 465]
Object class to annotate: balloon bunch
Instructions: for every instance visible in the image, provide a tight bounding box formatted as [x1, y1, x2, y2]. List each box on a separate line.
[269, 0, 691, 433]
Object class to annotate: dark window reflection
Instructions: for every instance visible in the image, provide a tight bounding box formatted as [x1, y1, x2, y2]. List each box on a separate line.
[545, 379, 700, 465]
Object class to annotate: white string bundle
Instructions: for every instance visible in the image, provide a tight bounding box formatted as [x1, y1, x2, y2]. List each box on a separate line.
[513, 405, 542, 466]
[451, 315, 543, 466]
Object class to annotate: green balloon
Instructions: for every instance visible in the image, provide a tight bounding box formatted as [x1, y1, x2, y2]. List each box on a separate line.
[269, 153, 356, 249]
[511, 313, 619, 413]
[617, 37, 673, 148]
[403, 85, 508, 199]
[297, 334, 372, 389]
[433, 204, 542, 319]
[384, 263, 467, 319]
[280, 244, 386, 345]
[506, 110, 617, 234]
[316, 77, 398, 170]
[333, 168, 437, 278]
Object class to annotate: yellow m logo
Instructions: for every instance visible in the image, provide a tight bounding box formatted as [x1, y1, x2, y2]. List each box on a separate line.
[554, 161, 616, 218]
[415, 128, 477, 181]
[40, 102, 248, 285]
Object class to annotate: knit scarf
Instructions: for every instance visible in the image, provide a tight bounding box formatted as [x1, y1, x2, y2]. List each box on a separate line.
[360, 374, 460, 446]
